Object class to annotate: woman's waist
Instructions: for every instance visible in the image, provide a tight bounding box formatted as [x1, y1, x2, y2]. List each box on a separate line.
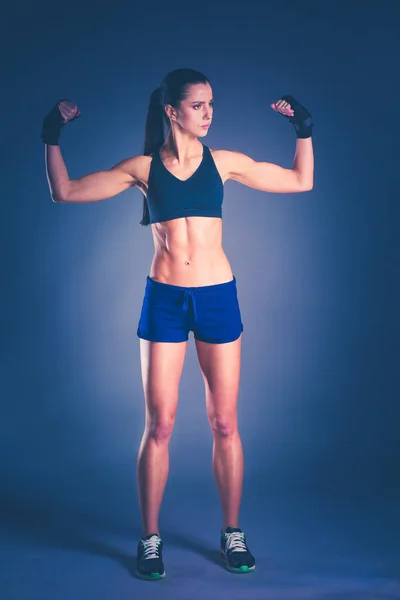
[149, 248, 233, 287]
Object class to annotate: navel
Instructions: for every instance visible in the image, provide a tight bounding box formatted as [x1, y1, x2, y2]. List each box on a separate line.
[185, 261, 190, 266]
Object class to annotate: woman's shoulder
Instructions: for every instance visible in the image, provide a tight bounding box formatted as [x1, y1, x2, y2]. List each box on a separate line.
[208, 147, 234, 162]
[200, 148, 234, 184]
[124, 153, 153, 177]
[208, 148, 235, 177]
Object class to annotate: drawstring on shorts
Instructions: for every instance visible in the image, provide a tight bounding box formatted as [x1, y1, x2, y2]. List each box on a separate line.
[182, 289, 198, 322]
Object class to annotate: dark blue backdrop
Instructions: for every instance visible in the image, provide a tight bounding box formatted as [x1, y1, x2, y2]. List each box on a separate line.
[1, 1, 399, 598]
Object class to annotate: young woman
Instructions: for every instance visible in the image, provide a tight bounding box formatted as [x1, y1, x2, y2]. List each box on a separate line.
[42, 68, 314, 580]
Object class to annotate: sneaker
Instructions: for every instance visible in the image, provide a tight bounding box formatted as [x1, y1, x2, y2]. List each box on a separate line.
[220, 526, 256, 573]
[135, 533, 166, 580]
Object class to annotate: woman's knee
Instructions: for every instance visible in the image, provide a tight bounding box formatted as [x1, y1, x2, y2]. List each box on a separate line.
[208, 411, 238, 437]
[146, 414, 176, 443]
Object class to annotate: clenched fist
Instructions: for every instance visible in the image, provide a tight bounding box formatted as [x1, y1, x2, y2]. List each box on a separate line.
[41, 99, 81, 145]
[271, 95, 313, 139]
[271, 98, 295, 118]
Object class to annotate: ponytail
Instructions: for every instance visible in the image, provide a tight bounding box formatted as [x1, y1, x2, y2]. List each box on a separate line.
[140, 87, 166, 226]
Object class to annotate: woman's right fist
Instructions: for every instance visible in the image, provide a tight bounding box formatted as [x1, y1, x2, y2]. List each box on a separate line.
[41, 99, 81, 146]
[57, 100, 81, 124]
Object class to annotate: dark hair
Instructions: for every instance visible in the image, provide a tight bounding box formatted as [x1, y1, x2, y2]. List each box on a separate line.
[140, 68, 210, 226]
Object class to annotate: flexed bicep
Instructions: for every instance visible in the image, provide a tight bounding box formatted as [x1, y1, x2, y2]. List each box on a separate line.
[66, 160, 138, 203]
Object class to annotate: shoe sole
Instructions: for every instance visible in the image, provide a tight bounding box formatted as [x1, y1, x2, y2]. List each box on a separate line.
[220, 549, 256, 573]
[135, 568, 166, 580]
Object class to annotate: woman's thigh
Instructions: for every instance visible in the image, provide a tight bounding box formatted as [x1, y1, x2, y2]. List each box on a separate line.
[195, 335, 242, 430]
[140, 339, 188, 426]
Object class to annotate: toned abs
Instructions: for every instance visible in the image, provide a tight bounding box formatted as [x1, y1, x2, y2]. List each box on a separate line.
[138, 150, 233, 287]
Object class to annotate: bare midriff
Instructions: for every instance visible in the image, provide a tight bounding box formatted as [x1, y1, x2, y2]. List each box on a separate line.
[149, 215, 234, 287]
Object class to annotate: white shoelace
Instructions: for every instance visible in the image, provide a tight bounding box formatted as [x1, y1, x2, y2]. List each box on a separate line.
[142, 535, 161, 559]
[225, 531, 247, 552]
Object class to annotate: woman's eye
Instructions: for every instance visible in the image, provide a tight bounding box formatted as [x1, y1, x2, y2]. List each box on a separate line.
[194, 103, 214, 109]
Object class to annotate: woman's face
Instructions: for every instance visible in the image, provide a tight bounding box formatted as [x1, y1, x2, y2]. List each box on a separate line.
[168, 82, 214, 136]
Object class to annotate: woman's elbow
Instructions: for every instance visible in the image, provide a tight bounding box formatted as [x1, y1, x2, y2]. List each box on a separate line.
[298, 179, 313, 192]
[52, 193, 67, 203]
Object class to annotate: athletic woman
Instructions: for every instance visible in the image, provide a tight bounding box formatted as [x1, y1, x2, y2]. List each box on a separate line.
[42, 68, 314, 580]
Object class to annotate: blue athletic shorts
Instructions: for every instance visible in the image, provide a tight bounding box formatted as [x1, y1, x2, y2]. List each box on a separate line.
[137, 275, 244, 344]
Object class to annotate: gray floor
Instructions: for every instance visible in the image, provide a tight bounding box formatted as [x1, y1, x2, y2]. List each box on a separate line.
[1, 482, 398, 600]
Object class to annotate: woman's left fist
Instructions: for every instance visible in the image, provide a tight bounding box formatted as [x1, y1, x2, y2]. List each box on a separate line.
[271, 95, 313, 139]
[271, 98, 295, 118]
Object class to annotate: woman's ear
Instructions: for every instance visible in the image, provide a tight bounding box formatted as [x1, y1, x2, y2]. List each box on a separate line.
[165, 104, 177, 122]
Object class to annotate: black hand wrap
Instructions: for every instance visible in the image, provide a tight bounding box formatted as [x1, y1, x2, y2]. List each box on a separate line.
[280, 95, 313, 139]
[41, 101, 66, 145]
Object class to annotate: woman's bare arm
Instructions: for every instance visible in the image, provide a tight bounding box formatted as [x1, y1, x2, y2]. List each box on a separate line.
[226, 95, 314, 193]
[45, 145, 140, 203]
[226, 138, 314, 193]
